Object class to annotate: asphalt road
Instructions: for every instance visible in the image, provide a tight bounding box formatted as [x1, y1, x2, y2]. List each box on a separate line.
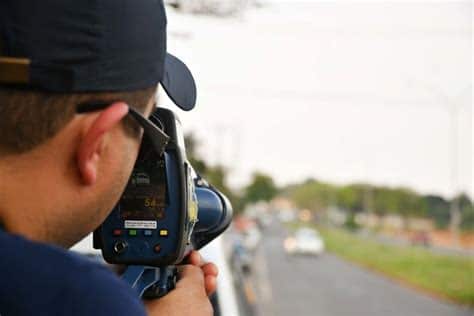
[252, 222, 472, 316]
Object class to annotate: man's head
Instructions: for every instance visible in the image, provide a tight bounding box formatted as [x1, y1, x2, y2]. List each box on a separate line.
[0, 0, 197, 247]
[0, 86, 155, 155]
[0, 86, 157, 247]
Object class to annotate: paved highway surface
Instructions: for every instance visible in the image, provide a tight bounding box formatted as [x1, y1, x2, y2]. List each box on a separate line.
[251, 222, 472, 316]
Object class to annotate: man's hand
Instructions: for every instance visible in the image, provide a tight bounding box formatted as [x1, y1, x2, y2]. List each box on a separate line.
[187, 250, 218, 295]
[145, 251, 218, 316]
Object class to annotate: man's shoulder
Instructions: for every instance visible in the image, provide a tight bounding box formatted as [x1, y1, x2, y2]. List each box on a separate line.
[0, 230, 108, 286]
[0, 231, 146, 316]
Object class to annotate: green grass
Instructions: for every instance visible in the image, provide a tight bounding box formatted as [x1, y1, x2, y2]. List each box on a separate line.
[289, 223, 474, 306]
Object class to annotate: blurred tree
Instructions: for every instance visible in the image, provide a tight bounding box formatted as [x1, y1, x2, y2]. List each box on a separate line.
[458, 193, 474, 231]
[337, 184, 365, 213]
[371, 187, 427, 219]
[344, 212, 360, 231]
[288, 179, 335, 213]
[424, 195, 450, 229]
[243, 172, 278, 205]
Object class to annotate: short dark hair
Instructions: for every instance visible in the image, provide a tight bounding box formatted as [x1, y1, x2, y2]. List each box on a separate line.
[0, 86, 156, 156]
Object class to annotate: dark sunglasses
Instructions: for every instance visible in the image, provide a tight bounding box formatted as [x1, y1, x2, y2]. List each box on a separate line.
[76, 101, 170, 155]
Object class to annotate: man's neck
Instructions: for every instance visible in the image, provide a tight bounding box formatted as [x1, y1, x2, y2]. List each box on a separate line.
[0, 150, 66, 242]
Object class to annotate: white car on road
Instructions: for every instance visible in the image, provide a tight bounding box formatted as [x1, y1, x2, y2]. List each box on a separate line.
[284, 228, 325, 256]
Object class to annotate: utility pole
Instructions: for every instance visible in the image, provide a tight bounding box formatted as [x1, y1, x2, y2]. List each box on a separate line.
[448, 105, 461, 248]
[363, 157, 374, 229]
[406, 80, 469, 249]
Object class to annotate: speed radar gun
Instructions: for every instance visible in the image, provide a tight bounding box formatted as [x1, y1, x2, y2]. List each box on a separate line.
[93, 108, 233, 299]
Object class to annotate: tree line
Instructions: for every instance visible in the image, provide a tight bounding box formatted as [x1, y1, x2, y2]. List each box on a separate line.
[284, 179, 473, 230]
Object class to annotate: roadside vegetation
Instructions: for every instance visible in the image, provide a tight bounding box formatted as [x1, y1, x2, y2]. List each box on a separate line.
[290, 223, 474, 306]
[284, 179, 474, 231]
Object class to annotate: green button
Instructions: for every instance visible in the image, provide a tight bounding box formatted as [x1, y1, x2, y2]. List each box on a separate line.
[129, 229, 137, 236]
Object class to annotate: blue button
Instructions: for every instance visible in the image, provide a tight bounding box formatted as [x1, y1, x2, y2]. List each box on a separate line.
[144, 230, 153, 236]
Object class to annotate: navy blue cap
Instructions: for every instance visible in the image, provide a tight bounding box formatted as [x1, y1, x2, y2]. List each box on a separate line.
[0, 0, 196, 111]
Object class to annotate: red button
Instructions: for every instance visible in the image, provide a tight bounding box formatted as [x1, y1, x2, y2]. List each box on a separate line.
[154, 244, 161, 253]
[113, 229, 122, 236]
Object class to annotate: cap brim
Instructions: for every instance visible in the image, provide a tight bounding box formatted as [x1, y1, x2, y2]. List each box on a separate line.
[161, 53, 197, 111]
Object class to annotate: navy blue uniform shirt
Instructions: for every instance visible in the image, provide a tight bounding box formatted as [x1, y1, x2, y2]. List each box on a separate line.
[0, 229, 146, 316]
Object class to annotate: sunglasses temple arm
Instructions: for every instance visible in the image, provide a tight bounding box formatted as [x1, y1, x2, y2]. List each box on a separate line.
[128, 108, 170, 154]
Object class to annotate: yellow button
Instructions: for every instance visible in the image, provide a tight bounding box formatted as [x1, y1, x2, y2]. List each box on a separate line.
[159, 229, 168, 236]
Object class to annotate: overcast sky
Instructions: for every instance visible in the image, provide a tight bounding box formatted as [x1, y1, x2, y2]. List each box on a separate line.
[162, 1, 472, 199]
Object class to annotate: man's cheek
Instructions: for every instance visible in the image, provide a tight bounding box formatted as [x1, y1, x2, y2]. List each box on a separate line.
[97, 138, 139, 220]
[111, 146, 137, 206]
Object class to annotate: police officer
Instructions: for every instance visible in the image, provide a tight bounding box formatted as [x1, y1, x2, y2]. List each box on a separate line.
[0, 1, 217, 315]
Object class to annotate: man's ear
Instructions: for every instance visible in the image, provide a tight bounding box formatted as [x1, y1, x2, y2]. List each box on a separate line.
[77, 102, 129, 185]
